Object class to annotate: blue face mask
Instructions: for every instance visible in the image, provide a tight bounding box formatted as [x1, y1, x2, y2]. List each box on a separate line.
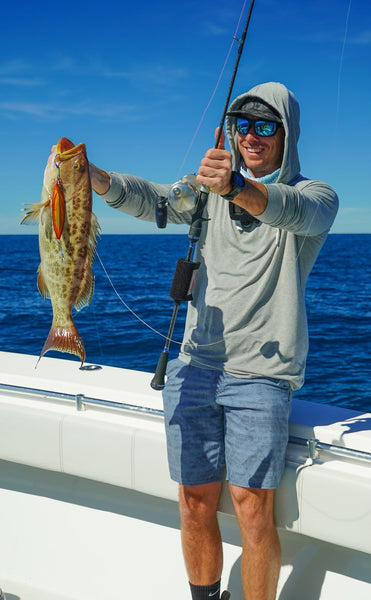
[240, 163, 281, 184]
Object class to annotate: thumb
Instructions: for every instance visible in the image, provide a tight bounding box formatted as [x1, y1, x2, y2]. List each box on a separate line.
[214, 126, 225, 149]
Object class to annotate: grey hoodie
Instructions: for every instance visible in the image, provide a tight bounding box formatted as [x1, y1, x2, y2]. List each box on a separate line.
[101, 82, 338, 389]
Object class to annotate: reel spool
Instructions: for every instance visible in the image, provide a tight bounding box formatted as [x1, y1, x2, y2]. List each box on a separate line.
[155, 174, 200, 229]
[168, 174, 200, 213]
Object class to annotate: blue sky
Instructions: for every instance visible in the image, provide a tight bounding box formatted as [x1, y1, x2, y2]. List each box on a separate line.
[0, 0, 370, 235]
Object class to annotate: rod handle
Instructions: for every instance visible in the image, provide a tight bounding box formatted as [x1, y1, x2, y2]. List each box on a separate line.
[150, 350, 169, 391]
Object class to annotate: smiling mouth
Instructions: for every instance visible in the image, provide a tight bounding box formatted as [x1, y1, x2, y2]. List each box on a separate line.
[246, 147, 263, 154]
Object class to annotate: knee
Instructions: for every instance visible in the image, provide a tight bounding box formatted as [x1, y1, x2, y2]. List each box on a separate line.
[179, 482, 222, 522]
[229, 486, 276, 544]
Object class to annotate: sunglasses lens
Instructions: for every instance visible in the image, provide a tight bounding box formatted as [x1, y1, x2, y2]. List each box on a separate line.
[236, 118, 250, 135]
[254, 121, 278, 136]
[236, 118, 278, 137]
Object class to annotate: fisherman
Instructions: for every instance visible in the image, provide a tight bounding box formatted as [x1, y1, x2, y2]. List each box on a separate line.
[90, 82, 338, 600]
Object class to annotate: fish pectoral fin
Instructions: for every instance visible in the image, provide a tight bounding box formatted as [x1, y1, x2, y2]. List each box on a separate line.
[39, 323, 86, 365]
[37, 268, 50, 300]
[20, 200, 49, 225]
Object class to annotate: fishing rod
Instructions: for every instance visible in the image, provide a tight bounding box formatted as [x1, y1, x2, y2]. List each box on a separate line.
[150, 0, 256, 391]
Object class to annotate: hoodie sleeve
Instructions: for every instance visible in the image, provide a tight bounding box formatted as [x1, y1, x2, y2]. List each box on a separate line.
[258, 179, 339, 236]
[99, 172, 193, 225]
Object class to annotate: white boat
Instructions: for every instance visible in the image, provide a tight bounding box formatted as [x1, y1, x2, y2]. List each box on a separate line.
[0, 350, 370, 599]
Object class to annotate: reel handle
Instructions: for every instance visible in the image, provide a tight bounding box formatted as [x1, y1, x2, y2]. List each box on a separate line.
[155, 196, 168, 228]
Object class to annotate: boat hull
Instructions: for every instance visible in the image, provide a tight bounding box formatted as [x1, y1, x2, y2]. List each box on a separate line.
[0, 351, 370, 599]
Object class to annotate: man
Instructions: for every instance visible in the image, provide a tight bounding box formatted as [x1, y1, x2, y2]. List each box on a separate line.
[91, 82, 338, 600]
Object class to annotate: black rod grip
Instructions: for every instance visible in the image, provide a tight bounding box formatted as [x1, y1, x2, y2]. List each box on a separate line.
[169, 258, 200, 303]
[155, 196, 168, 229]
[150, 350, 169, 391]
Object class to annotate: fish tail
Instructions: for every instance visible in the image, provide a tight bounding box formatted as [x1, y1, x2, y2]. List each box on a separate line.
[38, 324, 86, 365]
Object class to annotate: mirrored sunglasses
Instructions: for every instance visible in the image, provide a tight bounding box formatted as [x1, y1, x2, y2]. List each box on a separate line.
[236, 117, 281, 137]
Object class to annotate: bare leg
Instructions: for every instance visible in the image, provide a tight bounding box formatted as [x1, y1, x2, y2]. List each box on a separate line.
[229, 485, 281, 600]
[179, 482, 223, 585]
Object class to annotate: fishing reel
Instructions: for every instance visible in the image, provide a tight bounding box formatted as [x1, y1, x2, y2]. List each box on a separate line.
[155, 174, 200, 229]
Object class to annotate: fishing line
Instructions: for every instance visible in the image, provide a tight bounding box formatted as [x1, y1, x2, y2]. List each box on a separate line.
[295, 0, 352, 261]
[336, 0, 352, 128]
[95, 247, 231, 349]
[172, 0, 353, 368]
[151, 0, 256, 390]
[94, 249, 182, 345]
[82, 222, 223, 348]
[78, 221, 178, 344]
[91, 1, 256, 356]
[176, 0, 249, 179]
[93, 0, 344, 369]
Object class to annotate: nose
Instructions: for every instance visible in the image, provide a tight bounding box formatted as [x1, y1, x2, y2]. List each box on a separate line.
[243, 128, 261, 142]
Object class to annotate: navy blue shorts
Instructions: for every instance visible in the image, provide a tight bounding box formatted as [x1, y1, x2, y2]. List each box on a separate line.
[162, 359, 292, 489]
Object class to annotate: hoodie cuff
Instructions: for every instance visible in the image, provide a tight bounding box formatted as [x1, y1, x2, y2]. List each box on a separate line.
[257, 185, 282, 225]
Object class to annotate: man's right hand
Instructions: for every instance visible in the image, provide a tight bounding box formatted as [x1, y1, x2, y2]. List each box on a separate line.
[90, 164, 111, 195]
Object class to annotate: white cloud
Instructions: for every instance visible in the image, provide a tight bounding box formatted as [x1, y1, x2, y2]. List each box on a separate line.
[103, 63, 188, 86]
[347, 30, 371, 46]
[0, 59, 34, 75]
[0, 77, 45, 87]
[0, 100, 141, 120]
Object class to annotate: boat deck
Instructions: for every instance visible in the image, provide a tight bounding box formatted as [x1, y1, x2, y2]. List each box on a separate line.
[2, 583, 69, 600]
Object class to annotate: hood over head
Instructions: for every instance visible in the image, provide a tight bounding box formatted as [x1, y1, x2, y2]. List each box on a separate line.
[225, 82, 300, 184]
[227, 98, 282, 123]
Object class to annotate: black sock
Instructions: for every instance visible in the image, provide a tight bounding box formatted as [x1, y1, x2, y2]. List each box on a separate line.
[189, 580, 221, 600]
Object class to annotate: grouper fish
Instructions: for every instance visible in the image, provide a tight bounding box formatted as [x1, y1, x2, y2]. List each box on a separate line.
[21, 137, 100, 364]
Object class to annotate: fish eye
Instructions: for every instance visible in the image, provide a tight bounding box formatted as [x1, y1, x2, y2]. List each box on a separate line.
[74, 161, 81, 170]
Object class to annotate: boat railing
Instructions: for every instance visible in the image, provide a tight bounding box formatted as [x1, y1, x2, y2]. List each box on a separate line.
[1, 382, 371, 462]
[289, 435, 371, 462]
[0, 382, 164, 416]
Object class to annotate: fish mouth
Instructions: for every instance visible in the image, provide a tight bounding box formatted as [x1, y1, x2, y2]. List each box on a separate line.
[56, 137, 85, 160]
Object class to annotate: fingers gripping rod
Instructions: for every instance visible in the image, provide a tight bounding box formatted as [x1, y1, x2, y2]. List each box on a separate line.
[150, 0, 256, 390]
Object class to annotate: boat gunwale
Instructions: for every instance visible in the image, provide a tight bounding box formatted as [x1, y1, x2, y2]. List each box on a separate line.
[2, 380, 371, 463]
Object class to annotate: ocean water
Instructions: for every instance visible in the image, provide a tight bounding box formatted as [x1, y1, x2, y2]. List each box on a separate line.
[0, 234, 370, 412]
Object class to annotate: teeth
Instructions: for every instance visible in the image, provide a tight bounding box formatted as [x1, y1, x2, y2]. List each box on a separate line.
[247, 147, 263, 154]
